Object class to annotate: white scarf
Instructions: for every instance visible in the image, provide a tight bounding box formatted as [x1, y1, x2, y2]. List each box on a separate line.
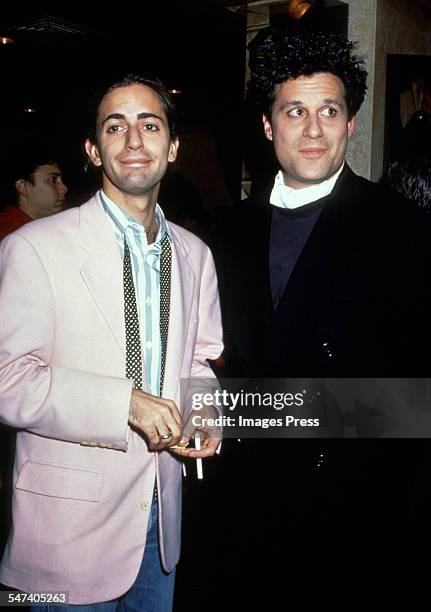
[270, 163, 344, 210]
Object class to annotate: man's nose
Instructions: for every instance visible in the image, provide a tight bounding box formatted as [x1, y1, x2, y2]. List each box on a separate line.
[302, 113, 324, 138]
[58, 179, 68, 195]
[125, 125, 144, 150]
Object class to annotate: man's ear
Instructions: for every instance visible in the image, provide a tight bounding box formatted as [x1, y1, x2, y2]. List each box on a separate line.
[168, 136, 179, 163]
[347, 116, 355, 139]
[15, 179, 30, 196]
[262, 114, 273, 141]
[85, 138, 102, 167]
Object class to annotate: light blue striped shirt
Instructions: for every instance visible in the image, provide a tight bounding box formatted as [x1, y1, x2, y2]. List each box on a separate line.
[100, 190, 172, 396]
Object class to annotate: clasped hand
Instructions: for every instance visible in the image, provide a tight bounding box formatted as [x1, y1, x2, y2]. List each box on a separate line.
[128, 389, 183, 451]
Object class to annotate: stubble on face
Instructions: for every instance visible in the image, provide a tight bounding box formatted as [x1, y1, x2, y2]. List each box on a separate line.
[263, 72, 355, 189]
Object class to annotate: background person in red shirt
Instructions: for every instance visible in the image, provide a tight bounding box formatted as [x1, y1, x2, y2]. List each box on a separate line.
[0, 149, 68, 240]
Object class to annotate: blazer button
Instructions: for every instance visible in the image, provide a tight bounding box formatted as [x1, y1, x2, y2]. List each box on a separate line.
[81, 441, 89, 446]
[89, 442, 97, 447]
[140, 501, 150, 511]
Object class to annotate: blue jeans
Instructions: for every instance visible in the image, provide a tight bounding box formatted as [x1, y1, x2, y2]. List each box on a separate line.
[32, 499, 175, 612]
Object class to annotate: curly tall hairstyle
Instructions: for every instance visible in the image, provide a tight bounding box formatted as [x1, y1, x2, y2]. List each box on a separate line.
[248, 27, 368, 120]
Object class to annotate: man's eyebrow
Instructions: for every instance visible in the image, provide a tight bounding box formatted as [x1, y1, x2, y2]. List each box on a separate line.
[279, 98, 345, 110]
[322, 98, 345, 109]
[137, 112, 163, 122]
[279, 100, 302, 109]
[101, 112, 164, 127]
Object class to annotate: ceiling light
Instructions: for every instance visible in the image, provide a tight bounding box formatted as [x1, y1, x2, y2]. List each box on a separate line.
[288, 0, 316, 19]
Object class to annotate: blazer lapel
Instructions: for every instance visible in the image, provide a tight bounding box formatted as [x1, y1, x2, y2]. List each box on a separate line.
[76, 195, 126, 356]
[161, 226, 195, 400]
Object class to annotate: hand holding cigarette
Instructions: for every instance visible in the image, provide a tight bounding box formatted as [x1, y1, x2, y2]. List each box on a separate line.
[168, 404, 222, 459]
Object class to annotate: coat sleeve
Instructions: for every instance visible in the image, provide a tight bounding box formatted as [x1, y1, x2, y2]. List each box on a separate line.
[0, 233, 132, 450]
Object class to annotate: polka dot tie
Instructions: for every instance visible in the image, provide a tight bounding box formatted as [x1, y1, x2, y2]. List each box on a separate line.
[159, 234, 172, 395]
[123, 234, 172, 395]
[124, 237, 143, 390]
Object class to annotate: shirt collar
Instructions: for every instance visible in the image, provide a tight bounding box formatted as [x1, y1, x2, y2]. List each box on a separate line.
[99, 189, 172, 245]
[270, 162, 345, 210]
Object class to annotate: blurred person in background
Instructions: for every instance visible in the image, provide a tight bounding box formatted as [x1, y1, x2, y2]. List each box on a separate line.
[384, 157, 431, 212]
[0, 148, 68, 240]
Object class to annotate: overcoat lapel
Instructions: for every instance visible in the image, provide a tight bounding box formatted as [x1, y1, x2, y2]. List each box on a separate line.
[273, 165, 359, 352]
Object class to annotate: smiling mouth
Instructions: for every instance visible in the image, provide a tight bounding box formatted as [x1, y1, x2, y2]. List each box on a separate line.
[122, 159, 152, 168]
[299, 148, 327, 158]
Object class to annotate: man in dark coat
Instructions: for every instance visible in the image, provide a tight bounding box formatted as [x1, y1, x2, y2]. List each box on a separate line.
[216, 28, 431, 594]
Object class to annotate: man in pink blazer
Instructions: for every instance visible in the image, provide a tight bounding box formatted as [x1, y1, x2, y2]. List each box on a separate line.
[0, 74, 223, 610]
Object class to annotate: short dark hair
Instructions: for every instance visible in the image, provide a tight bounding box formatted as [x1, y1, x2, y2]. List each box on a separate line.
[0, 147, 59, 205]
[13, 153, 58, 185]
[248, 27, 367, 119]
[86, 73, 177, 144]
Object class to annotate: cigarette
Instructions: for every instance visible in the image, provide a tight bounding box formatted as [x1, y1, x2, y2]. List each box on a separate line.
[195, 434, 203, 479]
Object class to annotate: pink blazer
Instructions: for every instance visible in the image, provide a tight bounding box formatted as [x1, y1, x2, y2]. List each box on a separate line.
[0, 195, 223, 604]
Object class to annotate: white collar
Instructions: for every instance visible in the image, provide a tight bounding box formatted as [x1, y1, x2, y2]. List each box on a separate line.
[270, 163, 344, 210]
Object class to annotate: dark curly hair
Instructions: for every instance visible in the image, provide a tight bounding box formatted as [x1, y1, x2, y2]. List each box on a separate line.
[248, 27, 367, 120]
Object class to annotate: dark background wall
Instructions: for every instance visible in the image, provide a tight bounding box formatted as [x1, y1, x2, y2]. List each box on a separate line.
[0, 5, 246, 208]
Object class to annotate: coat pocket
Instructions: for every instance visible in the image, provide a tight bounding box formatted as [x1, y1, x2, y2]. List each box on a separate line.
[16, 460, 103, 502]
